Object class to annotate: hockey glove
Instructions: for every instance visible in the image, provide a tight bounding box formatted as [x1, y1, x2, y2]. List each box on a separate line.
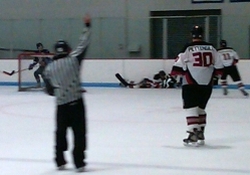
[28, 63, 35, 70]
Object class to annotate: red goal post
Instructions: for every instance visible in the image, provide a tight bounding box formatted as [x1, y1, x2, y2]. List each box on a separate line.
[18, 52, 54, 91]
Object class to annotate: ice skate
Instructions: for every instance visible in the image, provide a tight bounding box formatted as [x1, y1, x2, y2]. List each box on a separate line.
[36, 82, 42, 88]
[197, 131, 205, 145]
[183, 131, 198, 147]
[76, 166, 85, 172]
[57, 164, 66, 171]
[240, 89, 249, 97]
[223, 88, 228, 95]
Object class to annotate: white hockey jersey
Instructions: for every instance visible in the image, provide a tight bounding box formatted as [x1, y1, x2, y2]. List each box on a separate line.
[171, 41, 223, 86]
[217, 47, 239, 67]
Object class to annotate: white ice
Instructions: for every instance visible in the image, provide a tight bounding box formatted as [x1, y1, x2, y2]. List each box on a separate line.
[0, 87, 249, 175]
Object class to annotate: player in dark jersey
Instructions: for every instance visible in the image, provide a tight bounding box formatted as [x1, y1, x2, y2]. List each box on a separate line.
[28, 43, 51, 87]
[43, 15, 91, 172]
[171, 25, 224, 146]
[217, 40, 248, 96]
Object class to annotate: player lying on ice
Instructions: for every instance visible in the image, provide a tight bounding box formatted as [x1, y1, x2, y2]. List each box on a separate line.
[116, 70, 181, 88]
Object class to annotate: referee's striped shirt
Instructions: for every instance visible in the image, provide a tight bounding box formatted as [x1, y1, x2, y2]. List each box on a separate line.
[44, 27, 90, 105]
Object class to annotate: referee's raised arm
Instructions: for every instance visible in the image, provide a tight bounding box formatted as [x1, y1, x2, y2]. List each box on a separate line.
[70, 14, 91, 63]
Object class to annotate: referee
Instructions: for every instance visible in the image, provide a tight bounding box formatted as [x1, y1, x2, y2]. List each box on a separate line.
[43, 15, 91, 172]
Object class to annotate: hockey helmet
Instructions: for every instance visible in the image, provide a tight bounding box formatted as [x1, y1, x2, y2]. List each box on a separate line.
[191, 25, 203, 39]
[36, 42, 43, 49]
[159, 70, 166, 78]
[220, 40, 227, 47]
[54, 40, 71, 55]
[153, 70, 166, 80]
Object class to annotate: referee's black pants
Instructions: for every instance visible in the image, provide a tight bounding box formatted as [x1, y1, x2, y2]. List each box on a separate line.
[55, 98, 87, 168]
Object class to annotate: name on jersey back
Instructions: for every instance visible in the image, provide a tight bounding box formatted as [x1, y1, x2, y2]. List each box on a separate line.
[188, 45, 213, 52]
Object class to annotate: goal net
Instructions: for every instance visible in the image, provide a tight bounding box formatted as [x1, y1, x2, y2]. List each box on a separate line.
[18, 52, 54, 91]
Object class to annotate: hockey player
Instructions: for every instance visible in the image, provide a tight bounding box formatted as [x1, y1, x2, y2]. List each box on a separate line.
[217, 40, 248, 96]
[43, 15, 91, 172]
[28, 43, 51, 87]
[170, 25, 224, 146]
[153, 70, 177, 88]
[116, 70, 177, 88]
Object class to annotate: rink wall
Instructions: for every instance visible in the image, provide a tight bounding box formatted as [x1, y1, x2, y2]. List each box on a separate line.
[0, 59, 250, 88]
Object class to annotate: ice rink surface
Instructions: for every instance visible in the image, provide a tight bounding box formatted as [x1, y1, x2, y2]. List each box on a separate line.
[0, 86, 249, 175]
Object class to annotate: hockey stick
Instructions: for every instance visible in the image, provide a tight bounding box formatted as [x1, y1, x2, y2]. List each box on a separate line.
[115, 73, 143, 88]
[2, 70, 15, 76]
[115, 73, 130, 87]
[0, 47, 36, 52]
[3, 68, 29, 76]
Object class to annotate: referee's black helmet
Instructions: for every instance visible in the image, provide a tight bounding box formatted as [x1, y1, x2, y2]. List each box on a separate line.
[54, 40, 71, 55]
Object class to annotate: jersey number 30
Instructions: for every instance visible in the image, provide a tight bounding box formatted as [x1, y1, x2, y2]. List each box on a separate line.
[193, 52, 213, 67]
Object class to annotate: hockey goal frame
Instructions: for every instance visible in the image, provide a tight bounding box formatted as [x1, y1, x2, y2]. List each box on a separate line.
[18, 52, 54, 91]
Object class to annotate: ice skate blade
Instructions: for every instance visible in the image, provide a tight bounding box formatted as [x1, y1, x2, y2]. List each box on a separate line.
[183, 142, 199, 147]
[57, 165, 66, 171]
[197, 140, 205, 146]
[76, 167, 85, 172]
